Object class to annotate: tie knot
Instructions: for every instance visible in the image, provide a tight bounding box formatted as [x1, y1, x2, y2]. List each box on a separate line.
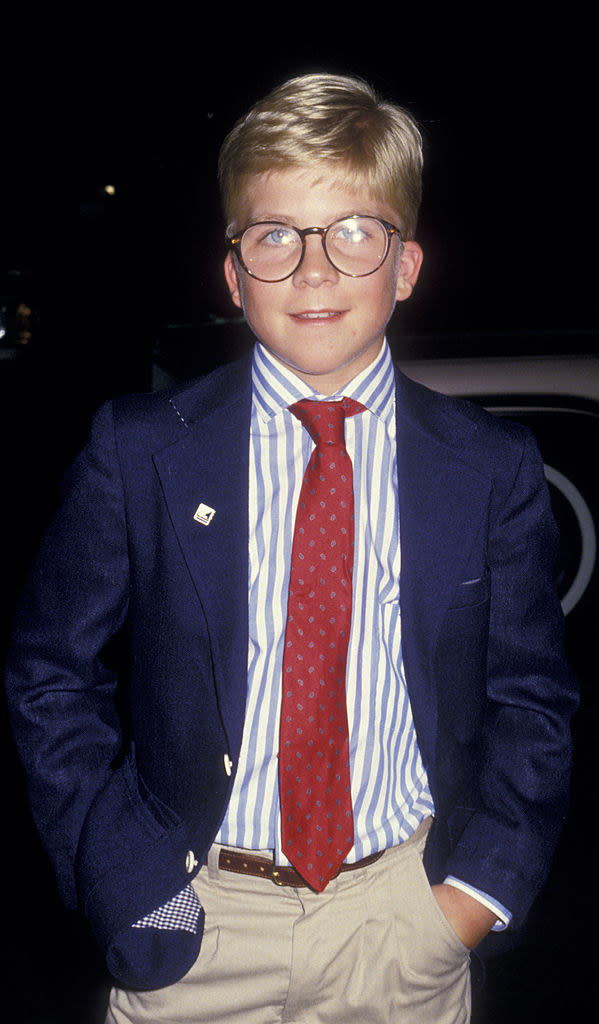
[290, 397, 365, 448]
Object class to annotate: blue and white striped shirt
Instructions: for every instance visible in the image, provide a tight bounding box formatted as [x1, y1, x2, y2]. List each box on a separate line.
[216, 339, 435, 863]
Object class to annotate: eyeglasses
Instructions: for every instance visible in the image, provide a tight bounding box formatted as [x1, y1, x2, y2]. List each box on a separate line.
[226, 215, 403, 282]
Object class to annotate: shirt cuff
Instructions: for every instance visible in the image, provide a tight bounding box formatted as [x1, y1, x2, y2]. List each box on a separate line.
[443, 876, 512, 930]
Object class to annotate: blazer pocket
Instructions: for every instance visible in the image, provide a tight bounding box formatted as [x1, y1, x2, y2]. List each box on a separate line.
[449, 574, 490, 610]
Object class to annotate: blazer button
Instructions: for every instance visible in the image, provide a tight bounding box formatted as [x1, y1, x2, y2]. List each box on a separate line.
[185, 850, 198, 874]
[224, 753, 233, 777]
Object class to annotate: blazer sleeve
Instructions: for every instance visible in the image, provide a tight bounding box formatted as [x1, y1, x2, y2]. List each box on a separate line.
[4, 400, 130, 909]
[5, 398, 212, 989]
[443, 428, 579, 924]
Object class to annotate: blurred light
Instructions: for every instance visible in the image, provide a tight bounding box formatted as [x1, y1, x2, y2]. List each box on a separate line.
[104, 185, 116, 196]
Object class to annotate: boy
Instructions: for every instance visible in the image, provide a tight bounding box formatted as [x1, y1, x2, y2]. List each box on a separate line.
[5, 74, 578, 1023]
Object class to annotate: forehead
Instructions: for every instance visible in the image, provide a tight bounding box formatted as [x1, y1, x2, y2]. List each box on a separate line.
[233, 164, 397, 228]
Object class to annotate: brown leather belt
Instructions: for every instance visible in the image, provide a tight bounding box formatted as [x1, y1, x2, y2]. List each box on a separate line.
[218, 848, 384, 887]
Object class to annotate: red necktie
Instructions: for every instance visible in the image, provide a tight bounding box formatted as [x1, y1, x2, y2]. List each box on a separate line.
[279, 396, 365, 891]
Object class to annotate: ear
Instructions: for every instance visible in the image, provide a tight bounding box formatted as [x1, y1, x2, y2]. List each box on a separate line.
[395, 241, 423, 302]
[224, 251, 243, 310]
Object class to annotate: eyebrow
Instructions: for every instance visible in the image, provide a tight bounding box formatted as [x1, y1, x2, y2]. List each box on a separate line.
[248, 214, 295, 225]
[245, 210, 371, 226]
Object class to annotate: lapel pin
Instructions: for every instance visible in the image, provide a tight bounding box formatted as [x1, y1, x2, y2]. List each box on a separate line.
[193, 503, 216, 526]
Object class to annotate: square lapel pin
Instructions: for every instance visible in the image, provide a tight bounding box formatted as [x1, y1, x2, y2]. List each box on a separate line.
[193, 503, 216, 526]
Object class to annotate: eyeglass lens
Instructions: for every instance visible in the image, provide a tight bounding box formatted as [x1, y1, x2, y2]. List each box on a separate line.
[238, 217, 392, 281]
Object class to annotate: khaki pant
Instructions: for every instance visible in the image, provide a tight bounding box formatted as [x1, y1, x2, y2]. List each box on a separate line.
[106, 819, 471, 1024]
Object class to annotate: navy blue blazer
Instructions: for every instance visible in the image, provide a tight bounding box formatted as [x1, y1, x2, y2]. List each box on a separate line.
[5, 354, 578, 990]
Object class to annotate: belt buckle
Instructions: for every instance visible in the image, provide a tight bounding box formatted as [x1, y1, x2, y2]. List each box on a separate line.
[271, 864, 285, 886]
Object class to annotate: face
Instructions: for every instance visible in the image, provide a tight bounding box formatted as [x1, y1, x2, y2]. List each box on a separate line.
[224, 165, 423, 394]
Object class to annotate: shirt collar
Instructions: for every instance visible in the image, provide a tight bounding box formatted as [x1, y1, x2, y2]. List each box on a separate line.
[251, 340, 396, 424]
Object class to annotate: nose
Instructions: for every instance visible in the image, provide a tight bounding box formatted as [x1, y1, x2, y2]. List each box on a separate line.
[292, 232, 339, 287]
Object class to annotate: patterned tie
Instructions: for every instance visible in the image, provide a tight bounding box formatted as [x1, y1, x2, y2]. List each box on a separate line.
[279, 396, 365, 891]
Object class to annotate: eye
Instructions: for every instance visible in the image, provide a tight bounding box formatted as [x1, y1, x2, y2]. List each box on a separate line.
[257, 225, 298, 247]
[333, 220, 372, 245]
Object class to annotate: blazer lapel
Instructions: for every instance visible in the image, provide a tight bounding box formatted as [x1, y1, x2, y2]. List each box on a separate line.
[152, 361, 252, 756]
[395, 368, 491, 772]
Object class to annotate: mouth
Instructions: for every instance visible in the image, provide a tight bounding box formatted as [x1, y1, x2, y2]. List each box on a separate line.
[289, 309, 346, 323]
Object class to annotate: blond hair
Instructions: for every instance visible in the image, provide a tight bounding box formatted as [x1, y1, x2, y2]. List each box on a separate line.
[218, 73, 423, 239]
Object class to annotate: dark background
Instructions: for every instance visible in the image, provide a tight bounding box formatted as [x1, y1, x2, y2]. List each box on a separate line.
[1, 19, 596, 1022]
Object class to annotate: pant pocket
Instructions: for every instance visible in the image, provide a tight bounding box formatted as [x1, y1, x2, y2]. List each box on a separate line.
[393, 849, 471, 989]
[357, 846, 472, 1021]
[414, 852, 471, 955]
